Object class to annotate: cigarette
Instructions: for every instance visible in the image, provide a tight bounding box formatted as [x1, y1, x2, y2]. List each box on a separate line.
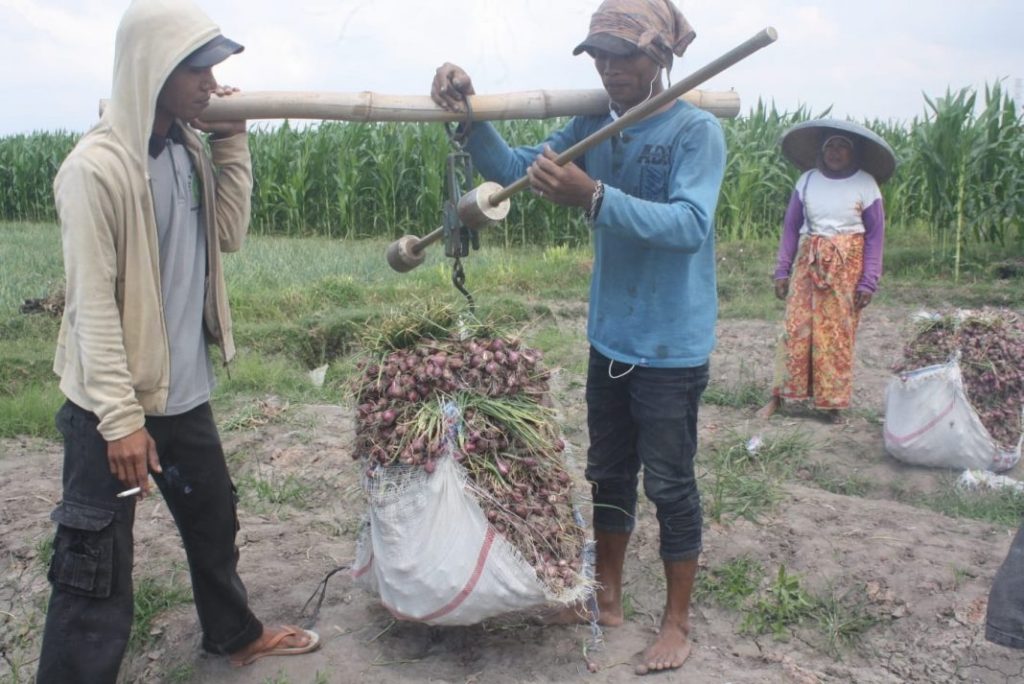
[116, 486, 142, 498]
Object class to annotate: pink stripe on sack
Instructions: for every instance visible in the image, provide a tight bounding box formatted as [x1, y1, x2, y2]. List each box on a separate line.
[352, 551, 374, 579]
[387, 526, 498, 622]
[884, 397, 956, 445]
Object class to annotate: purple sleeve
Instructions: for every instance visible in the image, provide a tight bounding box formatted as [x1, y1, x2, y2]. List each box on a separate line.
[857, 197, 885, 293]
[773, 191, 803, 280]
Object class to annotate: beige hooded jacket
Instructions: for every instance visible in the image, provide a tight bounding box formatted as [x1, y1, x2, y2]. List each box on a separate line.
[52, 0, 251, 441]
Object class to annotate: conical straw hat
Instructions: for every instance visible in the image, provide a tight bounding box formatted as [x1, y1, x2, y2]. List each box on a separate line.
[779, 118, 897, 184]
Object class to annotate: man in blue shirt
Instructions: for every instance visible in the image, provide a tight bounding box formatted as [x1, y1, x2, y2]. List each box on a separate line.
[432, 0, 725, 674]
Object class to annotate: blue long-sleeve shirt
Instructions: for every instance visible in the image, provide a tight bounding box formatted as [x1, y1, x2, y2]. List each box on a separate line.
[465, 100, 726, 368]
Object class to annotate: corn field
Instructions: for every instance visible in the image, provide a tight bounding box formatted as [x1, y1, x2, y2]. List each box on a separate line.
[1, 85, 1021, 249]
[0, 131, 78, 223]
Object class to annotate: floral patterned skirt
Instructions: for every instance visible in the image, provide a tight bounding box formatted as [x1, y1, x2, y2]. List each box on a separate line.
[771, 233, 864, 410]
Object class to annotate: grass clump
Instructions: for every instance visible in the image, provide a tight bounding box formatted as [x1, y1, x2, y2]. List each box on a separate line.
[701, 431, 812, 524]
[696, 555, 764, 610]
[912, 482, 1024, 527]
[0, 383, 63, 439]
[720, 565, 878, 656]
[703, 372, 768, 409]
[815, 587, 878, 658]
[238, 471, 314, 511]
[128, 573, 193, 652]
[803, 464, 872, 498]
[740, 565, 816, 639]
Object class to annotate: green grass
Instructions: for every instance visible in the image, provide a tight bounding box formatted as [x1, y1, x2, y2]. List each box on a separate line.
[225, 236, 589, 318]
[701, 430, 813, 524]
[0, 225, 594, 436]
[526, 323, 588, 376]
[0, 222, 64, 312]
[803, 463, 872, 498]
[0, 383, 64, 439]
[128, 572, 194, 652]
[714, 240, 783, 320]
[237, 469, 315, 511]
[739, 565, 816, 639]
[697, 554, 879, 654]
[218, 396, 291, 432]
[621, 592, 637, 622]
[813, 586, 878, 658]
[703, 368, 769, 409]
[695, 555, 764, 609]
[910, 481, 1024, 526]
[163, 663, 196, 683]
[34, 536, 54, 570]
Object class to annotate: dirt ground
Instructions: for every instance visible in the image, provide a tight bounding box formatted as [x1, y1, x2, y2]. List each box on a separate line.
[3, 305, 1024, 683]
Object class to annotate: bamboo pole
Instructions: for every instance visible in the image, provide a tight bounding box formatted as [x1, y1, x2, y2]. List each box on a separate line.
[99, 88, 740, 122]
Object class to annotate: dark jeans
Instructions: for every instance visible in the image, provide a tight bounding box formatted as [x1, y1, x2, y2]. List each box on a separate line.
[36, 401, 262, 684]
[584, 347, 709, 562]
[986, 524, 1024, 649]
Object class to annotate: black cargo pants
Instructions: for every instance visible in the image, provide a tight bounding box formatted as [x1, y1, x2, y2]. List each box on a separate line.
[36, 400, 262, 684]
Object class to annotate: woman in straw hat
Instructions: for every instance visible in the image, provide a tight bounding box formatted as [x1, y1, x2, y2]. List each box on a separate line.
[757, 119, 895, 423]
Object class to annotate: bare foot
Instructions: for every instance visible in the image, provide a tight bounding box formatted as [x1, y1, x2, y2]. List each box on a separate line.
[634, 621, 692, 675]
[755, 396, 781, 420]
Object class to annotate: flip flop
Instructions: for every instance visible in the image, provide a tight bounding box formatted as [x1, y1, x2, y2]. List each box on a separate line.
[230, 625, 320, 667]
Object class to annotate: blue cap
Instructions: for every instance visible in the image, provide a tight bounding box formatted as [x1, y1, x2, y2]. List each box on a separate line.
[185, 35, 244, 68]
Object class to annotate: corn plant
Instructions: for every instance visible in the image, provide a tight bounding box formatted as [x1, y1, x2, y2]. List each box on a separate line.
[0, 131, 77, 221]
[898, 84, 1024, 278]
[717, 100, 825, 240]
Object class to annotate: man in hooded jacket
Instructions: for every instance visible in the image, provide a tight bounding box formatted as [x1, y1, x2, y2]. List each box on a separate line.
[37, 1, 318, 681]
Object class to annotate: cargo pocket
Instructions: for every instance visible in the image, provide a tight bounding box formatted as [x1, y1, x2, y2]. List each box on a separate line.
[47, 500, 117, 598]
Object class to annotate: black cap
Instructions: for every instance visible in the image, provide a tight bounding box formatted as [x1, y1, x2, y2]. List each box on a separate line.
[184, 35, 244, 68]
[572, 33, 639, 57]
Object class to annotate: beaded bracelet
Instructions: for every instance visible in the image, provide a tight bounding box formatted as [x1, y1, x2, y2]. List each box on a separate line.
[586, 180, 605, 224]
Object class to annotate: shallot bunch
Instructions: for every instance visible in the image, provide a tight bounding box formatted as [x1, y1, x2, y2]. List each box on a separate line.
[354, 336, 549, 468]
[353, 334, 587, 595]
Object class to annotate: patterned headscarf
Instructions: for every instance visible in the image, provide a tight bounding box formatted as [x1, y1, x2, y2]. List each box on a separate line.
[573, 0, 696, 68]
[817, 133, 861, 175]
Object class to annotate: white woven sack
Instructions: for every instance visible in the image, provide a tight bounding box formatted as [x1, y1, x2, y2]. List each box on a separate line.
[351, 452, 556, 625]
[883, 359, 1021, 472]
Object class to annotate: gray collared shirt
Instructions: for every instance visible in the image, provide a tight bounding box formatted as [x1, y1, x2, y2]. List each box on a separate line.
[147, 134, 215, 415]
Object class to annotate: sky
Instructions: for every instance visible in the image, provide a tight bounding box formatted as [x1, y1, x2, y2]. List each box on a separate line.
[0, 0, 1022, 136]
